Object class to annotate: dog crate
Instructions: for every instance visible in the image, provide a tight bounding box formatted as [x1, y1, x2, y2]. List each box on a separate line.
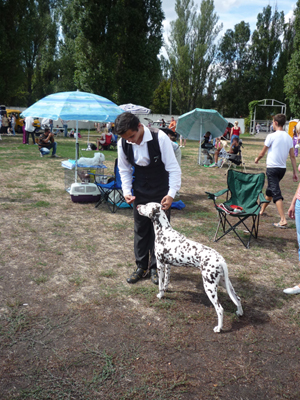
[64, 166, 105, 193]
[70, 182, 101, 203]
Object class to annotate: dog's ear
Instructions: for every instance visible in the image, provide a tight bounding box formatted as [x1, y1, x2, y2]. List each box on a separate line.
[150, 204, 161, 222]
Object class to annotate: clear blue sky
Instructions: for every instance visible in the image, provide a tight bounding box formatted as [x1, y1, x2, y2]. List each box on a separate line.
[161, 0, 296, 47]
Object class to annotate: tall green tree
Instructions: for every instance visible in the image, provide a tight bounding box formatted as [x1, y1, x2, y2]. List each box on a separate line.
[65, 0, 164, 105]
[56, 0, 80, 92]
[0, 0, 29, 105]
[249, 5, 284, 106]
[284, 0, 300, 117]
[270, 18, 295, 116]
[216, 21, 251, 116]
[0, 0, 58, 106]
[217, 5, 285, 118]
[166, 0, 222, 114]
[20, 0, 58, 105]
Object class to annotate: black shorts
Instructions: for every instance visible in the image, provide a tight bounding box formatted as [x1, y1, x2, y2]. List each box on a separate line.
[266, 167, 286, 203]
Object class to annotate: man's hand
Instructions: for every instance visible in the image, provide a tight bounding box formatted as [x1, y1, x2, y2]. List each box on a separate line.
[124, 194, 136, 204]
[161, 195, 173, 210]
[293, 173, 298, 182]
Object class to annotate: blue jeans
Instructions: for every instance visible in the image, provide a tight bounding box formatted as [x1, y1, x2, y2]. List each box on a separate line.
[41, 142, 57, 155]
[295, 199, 300, 261]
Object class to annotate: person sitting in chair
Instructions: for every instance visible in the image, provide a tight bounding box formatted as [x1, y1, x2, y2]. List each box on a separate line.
[209, 136, 240, 168]
[97, 127, 112, 150]
[201, 131, 212, 149]
[38, 126, 58, 157]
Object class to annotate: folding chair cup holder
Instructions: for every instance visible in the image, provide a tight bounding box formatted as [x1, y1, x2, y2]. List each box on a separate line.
[206, 170, 269, 248]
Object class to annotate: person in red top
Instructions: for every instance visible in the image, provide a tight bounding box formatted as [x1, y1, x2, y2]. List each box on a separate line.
[230, 121, 241, 143]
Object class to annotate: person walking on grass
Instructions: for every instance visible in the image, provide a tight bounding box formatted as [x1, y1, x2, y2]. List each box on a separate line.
[25, 116, 36, 145]
[255, 113, 298, 228]
[115, 112, 181, 285]
[283, 162, 300, 295]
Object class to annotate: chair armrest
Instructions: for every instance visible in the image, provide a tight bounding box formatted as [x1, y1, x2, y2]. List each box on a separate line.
[258, 192, 270, 204]
[205, 188, 229, 200]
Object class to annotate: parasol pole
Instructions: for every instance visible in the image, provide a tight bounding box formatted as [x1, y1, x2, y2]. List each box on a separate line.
[75, 120, 79, 182]
[198, 116, 203, 165]
[87, 122, 91, 150]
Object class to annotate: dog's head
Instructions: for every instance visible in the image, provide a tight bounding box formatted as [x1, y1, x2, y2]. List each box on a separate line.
[136, 202, 162, 220]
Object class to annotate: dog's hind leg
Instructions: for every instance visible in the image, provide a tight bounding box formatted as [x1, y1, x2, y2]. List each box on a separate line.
[202, 276, 224, 333]
[157, 260, 165, 299]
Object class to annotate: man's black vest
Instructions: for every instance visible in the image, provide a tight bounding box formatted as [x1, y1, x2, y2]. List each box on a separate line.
[121, 128, 169, 202]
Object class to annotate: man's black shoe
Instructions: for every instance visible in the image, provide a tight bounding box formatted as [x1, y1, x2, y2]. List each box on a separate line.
[151, 269, 159, 285]
[127, 268, 146, 284]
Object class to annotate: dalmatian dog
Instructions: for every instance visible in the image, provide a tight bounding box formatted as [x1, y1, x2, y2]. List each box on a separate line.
[136, 202, 243, 333]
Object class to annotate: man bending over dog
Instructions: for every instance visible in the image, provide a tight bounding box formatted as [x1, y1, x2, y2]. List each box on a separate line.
[115, 112, 181, 285]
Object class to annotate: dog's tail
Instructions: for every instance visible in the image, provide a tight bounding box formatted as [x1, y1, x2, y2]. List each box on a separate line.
[221, 259, 242, 310]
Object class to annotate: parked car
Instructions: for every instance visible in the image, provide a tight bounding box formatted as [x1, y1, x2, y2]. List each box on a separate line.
[6, 109, 40, 133]
[259, 123, 268, 132]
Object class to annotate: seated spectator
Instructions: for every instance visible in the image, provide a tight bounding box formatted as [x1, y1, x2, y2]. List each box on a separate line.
[96, 128, 111, 150]
[209, 136, 240, 168]
[69, 129, 81, 138]
[38, 126, 58, 157]
[53, 125, 61, 135]
[201, 131, 213, 149]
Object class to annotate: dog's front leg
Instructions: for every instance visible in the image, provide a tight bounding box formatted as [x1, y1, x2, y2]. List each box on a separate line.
[163, 264, 171, 292]
[156, 260, 165, 299]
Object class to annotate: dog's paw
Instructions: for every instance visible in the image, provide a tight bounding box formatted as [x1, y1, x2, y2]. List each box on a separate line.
[213, 326, 222, 333]
[236, 309, 243, 317]
[157, 292, 164, 299]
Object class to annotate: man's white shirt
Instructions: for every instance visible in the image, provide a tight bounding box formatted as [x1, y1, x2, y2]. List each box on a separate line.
[118, 125, 181, 198]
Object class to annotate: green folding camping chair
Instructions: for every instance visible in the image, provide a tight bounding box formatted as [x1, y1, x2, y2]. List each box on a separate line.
[206, 170, 269, 248]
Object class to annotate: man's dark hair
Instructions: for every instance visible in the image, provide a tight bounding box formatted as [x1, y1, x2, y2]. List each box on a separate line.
[44, 125, 50, 133]
[114, 112, 140, 136]
[273, 113, 286, 128]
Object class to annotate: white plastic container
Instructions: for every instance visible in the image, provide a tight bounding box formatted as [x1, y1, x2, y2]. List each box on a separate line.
[70, 183, 101, 203]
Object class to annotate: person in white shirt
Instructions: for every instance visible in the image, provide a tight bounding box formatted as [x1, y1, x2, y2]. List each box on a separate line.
[116, 112, 181, 285]
[25, 116, 36, 145]
[255, 113, 298, 228]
